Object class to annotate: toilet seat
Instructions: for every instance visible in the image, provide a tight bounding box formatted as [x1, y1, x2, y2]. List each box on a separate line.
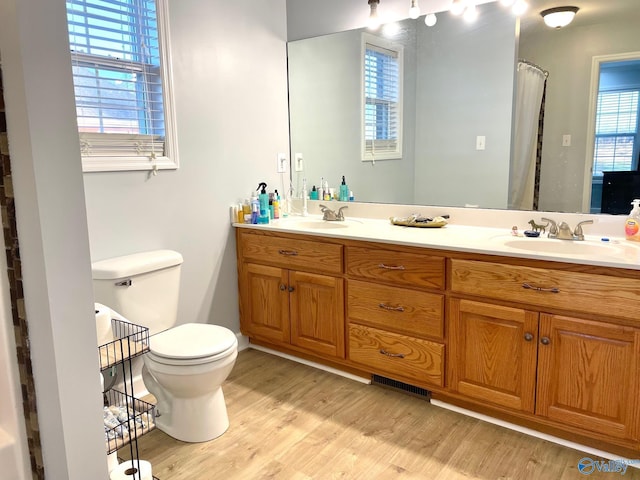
[148, 323, 237, 366]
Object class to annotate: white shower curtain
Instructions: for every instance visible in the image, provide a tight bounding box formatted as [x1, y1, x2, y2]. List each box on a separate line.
[509, 61, 547, 210]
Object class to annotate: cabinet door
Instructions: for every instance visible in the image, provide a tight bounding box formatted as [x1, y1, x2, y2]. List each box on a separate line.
[537, 314, 640, 441]
[449, 299, 539, 413]
[240, 263, 290, 344]
[289, 271, 345, 359]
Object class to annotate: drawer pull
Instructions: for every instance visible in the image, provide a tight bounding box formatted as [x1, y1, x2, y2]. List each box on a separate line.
[540, 337, 551, 346]
[378, 303, 405, 312]
[288, 286, 295, 293]
[378, 263, 405, 271]
[522, 282, 559, 294]
[279, 284, 286, 291]
[278, 249, 298, 256]
[524, 332, 534, 342]
[380, 349, 405, 359]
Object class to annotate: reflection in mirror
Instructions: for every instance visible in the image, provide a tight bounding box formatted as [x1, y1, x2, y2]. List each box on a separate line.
[288, 0, 640, 214]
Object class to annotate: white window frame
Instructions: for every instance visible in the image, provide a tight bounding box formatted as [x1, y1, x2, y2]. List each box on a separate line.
[361, 33, 403, 163]
[67, 0, 179, 173]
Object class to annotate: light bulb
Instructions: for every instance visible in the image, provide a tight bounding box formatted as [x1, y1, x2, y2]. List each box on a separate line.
[424, 12, 437, 26]
[512, 0, 528, 16]
[368, 0, 381, 30]
[463, 3, 478, 22]
[409, 0, 421, 19]
[450, 0, 465, 16]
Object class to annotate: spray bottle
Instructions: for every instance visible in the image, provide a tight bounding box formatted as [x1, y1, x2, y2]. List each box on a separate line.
[257, 182, 269, 224]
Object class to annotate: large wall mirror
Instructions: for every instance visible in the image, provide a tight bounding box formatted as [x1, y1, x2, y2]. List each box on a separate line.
[287, 0, 640, 214]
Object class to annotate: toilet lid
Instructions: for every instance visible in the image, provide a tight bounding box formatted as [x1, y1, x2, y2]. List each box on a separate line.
[150, 323, 236, 360]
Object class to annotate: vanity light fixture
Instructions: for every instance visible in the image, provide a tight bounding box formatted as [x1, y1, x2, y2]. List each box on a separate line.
[409, 0, 421, 19]
[511, 0, 528, 16]
[450, 0, 465, 16]
[424, 12, 437, 26]
[368, 0, 381, 30]
[541, 6, 579, 28]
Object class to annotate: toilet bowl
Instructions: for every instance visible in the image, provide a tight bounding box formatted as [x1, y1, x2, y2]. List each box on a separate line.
[142, 323, 238, 443]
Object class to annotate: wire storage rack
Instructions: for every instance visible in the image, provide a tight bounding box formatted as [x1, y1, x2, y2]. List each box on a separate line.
[99, 317, 158, 479]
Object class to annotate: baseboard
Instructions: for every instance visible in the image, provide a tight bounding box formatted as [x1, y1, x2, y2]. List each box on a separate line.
[248, 344, 371, 385]
[431, 399, 640, 469]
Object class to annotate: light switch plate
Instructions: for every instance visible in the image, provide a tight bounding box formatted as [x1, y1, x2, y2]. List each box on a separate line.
[277, 153, 287, 173]
[476, 136, 486, 150]
[295, 153, 304, 172]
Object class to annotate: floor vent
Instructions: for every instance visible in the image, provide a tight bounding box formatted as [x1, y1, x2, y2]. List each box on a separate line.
[371, 374, 431, 400]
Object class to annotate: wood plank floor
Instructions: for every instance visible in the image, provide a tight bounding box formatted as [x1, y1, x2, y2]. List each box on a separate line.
[127, 349, 640, 479]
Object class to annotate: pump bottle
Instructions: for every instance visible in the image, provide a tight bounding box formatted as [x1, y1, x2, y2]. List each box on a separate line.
[257, 182, 270, 224]
[339, 175, 349, 202]
[625, 199, 640, 241]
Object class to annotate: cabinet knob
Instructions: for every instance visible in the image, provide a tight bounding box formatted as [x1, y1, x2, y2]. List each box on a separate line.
[279, 284, 286, 291]
[540, 337, 551, 346]
[288, 286, 295, 292]
[524, 332, 534, 342]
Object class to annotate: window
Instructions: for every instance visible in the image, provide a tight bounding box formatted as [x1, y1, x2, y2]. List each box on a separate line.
[592, 90, 639, 177]
[66, 0, 178, 172]
[362, 34, 403, 162]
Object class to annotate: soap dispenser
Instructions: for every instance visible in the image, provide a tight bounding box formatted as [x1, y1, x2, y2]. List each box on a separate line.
[257, 182, 269, 224]
[339, 175, 349, 202]
[625, 199, 640, 241]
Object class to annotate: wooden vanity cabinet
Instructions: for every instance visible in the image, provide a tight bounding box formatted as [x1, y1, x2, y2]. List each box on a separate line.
[237, 230, 345, 359]
[345, 245, 446, 388]
[449, 258, 640, 444]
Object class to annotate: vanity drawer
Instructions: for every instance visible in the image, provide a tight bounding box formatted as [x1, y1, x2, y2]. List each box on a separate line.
[349, 324, 444, 387]
[239, 231, 343, 274]
[347, 279, 444, 339]
[346, 246, 445, 290]
[450, 259, 640, 321]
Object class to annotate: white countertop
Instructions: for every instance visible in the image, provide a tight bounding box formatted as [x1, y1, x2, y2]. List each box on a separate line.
[234, 213, 640, 271]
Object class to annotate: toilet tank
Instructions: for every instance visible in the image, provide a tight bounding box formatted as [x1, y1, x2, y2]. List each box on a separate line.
[91, 250, 184, 335]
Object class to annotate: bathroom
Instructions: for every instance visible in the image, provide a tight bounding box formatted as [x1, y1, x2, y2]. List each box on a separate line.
[0, 0, 639, 479]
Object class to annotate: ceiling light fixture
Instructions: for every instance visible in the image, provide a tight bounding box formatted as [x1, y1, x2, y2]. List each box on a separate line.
[541, 6, 579, 28]
[409, 0, 421, 19]
[368, 0, 381, 30]
[424, 12, 437, 26]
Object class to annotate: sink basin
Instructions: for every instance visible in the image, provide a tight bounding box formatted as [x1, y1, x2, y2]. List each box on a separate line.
[294, 221, 350, 230]
[501, 238, 623, 256]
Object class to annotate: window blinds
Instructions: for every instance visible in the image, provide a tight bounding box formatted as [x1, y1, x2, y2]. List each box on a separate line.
[364, 42, 401, 160]
[593, 90, 639, 175]
[66, 0, 166, 159]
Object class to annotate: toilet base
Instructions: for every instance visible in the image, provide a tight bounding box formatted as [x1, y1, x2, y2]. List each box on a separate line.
[155, 386, 229, 443]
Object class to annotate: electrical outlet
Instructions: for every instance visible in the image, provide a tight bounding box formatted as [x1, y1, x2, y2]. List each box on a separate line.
[476, 136, 486, 150]
[562, 134, 571, 147]
[276, 153, 287, 173]
[295, 153, 304, 172]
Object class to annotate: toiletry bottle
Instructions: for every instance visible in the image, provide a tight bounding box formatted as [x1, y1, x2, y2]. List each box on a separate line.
[236, 202, 244, 223]
[273, 190, 280, 219]
[324, 180, 331, 201]
[269, 193, 275, 220]
[257, 182, 269, 224]
[302, 178, 308, 216]
[349, 190, 354, 202]
[625, 199, 640, 241]
[250, 193, 259, 224]
[319, 178, 324, 202]
[310, 185, 318, 200]
[339, 175, 349, 202]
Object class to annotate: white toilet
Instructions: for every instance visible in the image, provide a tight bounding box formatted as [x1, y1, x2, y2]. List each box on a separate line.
[91, 250, 238, 443]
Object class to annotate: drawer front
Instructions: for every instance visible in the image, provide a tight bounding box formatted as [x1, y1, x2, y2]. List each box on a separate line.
[349, 324, 444, 387]
[451, 259, 640, 321]
[240, 232, 343, 274]
[347, 279, 444, 339]
[346, 246, 445, 290]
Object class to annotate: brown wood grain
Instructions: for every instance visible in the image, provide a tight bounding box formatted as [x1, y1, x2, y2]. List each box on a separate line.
[348, 323, 444, 387]
[347, 279, 444, 339]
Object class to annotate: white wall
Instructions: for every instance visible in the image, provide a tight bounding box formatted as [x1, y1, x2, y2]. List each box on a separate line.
[520, 14, 640, 213]
[1, 0, 289, 478]
[83, 0, 290, 333]
[0, 0, 108, 478]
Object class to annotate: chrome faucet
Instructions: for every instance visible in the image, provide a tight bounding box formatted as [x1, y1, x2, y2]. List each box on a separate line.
[540, 218, 592, 240]
[319, 204, 347, 221]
